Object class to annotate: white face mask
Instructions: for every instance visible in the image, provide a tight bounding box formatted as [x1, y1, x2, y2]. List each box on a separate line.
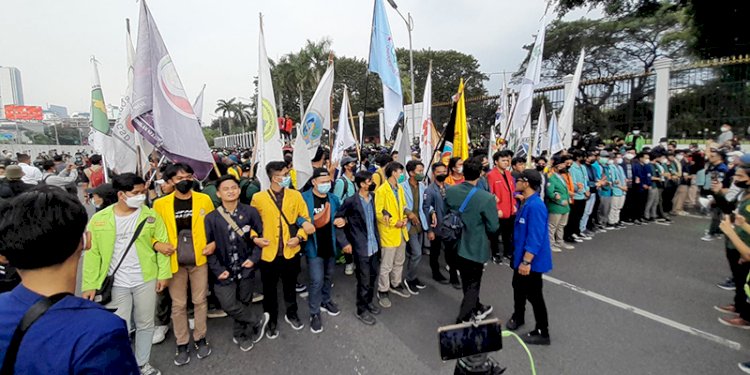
[676, 154, 684, 161]
[125, 194, 146, 208]
[625, 153, 635, 160]
[722, 127, 730, 133]
[607, 159, 614, 165]
[632, 130, 640, 135]
[456, 166, 463, 174]
[616, 158, 623, 164]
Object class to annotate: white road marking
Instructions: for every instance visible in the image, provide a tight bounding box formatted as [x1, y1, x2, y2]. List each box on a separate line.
[543, 274, 742, 351]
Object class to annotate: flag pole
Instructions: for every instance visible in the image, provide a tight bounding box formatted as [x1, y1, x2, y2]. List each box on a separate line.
[328, 52, 335, 155]
[345, 86, 362, 162]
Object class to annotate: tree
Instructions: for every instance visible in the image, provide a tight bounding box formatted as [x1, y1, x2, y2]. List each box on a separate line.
[202, 127, 220, 147]
[215, 98, 236, 134]
[232, 101, 252, 134]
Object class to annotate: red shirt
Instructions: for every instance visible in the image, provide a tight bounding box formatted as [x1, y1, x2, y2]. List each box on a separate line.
[487, 167, 517, 219]
[284, 118, 293, 133]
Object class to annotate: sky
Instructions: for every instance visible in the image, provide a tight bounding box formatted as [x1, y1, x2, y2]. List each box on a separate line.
[0, 0, 598, 124]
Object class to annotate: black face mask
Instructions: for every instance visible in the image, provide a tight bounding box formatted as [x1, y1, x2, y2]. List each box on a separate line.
[536, 165, 545, 171]
[368, 183, 376, 192]
[735, 180, 750, 190]
[483, 165, 490, 173]
[435, 174, 447, 183]
[175, 180, 193, 194]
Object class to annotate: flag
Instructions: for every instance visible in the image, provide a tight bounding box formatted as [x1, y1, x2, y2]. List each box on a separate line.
[90, 58, 110, 135]
[395, 124, 411, 166]
[294, 62, 334, 188]
[488, 123, 496, 158]
[193, 84, 206, 125]
[368, 0, 403, 137]
[533, 103, 547, 157]
[331, 86, 356, 165]
[130, 0, 214, 179]
[254, 13, 284, 189]
[497, 78, 509, 140]
[548, 110, 564, 155]
[419, 63, 433, 164]
[438, 101, 458, 165]
[509, 15, 546, 155]
[559, 48, 585, 148]
[452, 79, 469, 161]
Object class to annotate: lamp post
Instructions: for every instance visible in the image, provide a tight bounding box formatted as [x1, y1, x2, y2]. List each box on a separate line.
[386, 0, 415, 142]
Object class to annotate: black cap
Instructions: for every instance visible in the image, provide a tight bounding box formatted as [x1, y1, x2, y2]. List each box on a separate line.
[341, 156, 357, 166]
[86, 183, 116, 197]
[240, 163, 252, 172]
[519, 169, 542, 189]
[311, 167, 330, 180]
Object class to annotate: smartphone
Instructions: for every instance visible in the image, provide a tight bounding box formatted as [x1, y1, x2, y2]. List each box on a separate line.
[438, 318, 502, 361]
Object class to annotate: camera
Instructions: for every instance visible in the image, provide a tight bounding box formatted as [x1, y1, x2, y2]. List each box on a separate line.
[438, 319, 505, 374]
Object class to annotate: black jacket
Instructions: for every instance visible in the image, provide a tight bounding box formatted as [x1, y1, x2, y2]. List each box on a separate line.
[335, 193, 381, 257]
[205, 203, 263, 285]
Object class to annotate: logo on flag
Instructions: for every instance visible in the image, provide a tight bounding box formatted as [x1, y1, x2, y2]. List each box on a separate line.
[261, 99, 276, 141]
[302, 110, 324, 145]
[157, 56, 195, 119]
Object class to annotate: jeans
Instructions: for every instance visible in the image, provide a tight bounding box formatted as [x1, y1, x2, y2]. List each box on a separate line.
[512, 270, 548, 332]
[354, 251, 380, 314]
[213, 276, 260, 339]
[548, 213, 568, 246]
[170, 264, 208, 346]
[405, 231, 423, 282]
[580, 194, 596, 233]
[307, 256, 335, 316]
[107, 279, 157, 366]
[260, 255, 299, 324]
[456, 256, 484, 322]
[378, 241, 406, 292]
[608, 195, 625, 224]
[645, 187, 661, 219]
[597, 196, 612, 226]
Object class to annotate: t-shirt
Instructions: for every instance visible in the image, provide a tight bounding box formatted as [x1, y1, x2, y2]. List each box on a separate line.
[174, 196, 193, 233]
[729, 198, 750, 250]
[312, 194, 333, 258]
[0, 285, 139, 374]
[110, 208, 145, 288]
[272, 189, 286, 257]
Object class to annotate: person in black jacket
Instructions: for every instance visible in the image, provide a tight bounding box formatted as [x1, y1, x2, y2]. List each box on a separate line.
[204, 175, 268, 351]
[335, 171, 382, 325]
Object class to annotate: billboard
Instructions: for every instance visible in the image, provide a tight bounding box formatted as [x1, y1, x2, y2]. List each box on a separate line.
[4, 105, 43, 120]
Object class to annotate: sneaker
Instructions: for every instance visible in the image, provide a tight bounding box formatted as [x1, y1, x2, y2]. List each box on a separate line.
[701, 234, 717, 241]
[594, 227, 607, 233]
[188, 318, 195, 330]
[492, 255, 503, 264]
[250, 312, 270, 343]
[345, 263, 354, 276]
[390, 283, 411, 298]
[582, 230, 595, 236]
[717, 278, 735, 291]
[677, 211, 689, 216]
[285, 312, 304, 330]
[522, 329, 551, 345]
[265, 321, 279, 340]
[239, 338, 254, 352]
[252, 293, 264, 303]
[739, 361, 750, 374]
[194, 338, 211, 359]
[551, 245, 562, 253]
[655, 220, 671, 226]
[605, 225, 617, 230]
[296, 283, 308, 298]
[714, 304, 738, 314]
[356, 310, 377, 325]
[404, 280, 420, 296]
[558, 242, 574, 250]
[367, 303, 381, 315]
[433, 273, 450, 285]
[320, 301, 341, 316]
[207, 309, 227, 319]
[566, 237, 583, 243]
[140, 363, 161, 375]
[173, 345, 190, 366]
[506, 318, 524, 331]
[413, 278, 427, 290]
[622, 220, 635, 226]
[475, 304, 493, 320]
[152, 325, 169, 345]
[719, 316, 750, 329]
[310, 313, 323, 333]
[377, 291, 392, 308]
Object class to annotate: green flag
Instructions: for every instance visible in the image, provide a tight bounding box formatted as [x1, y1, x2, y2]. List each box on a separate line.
[91, 58, 110, 134]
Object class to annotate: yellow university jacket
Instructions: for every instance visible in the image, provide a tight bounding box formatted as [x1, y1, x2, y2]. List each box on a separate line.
[375, 181, 409, 248]
[251, 188, 311, 262]
[152, 191, 215, 273]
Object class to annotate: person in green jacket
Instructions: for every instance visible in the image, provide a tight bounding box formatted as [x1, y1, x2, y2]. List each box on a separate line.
[444, 157, 500, 323]
[81, 173, 173, 375]
[546, 156, 573, 253]
[624, 128, 646, 152]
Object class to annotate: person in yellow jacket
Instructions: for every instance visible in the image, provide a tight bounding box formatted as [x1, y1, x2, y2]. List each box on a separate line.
[251, 160, 314, 338]
[152, 163, 215, 365]
[371, 154, 391, 188]
[374, 162, 411, 309]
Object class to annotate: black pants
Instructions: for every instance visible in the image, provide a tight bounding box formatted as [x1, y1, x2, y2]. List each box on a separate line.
[456, 256, 484, 322]
[633, 189, 648, 221]
[430, 237, 459, 281]
[353, 251, 380, 314]
[491, 217, 515, 258]
[155, 289, 172, 326]
[662, 184, 677, 213]
[565, 200, 585, 239]
[260, 255, 299, 324]
[622, 188, 637, 222]
[727, 247, 750, 321]
[512, 270, 549, 332]
[214, 277, 261, 339]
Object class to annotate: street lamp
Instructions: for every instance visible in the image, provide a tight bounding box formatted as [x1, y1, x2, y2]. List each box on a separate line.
[386, 0, 416, 141]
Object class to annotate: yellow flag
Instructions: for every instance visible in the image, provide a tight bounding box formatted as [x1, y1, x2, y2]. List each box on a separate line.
[452, 79, 469, 160]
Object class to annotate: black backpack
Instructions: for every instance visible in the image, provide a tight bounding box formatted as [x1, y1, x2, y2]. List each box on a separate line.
[438, 187, 478, 243]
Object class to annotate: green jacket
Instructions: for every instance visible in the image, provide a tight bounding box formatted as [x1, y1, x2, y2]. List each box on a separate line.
[545, 173, 571, 215]
[82, 205, 171, 292]
[445, 182, 500, 264]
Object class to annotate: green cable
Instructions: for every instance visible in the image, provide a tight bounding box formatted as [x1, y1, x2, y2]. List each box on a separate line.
[501, 331, 537, 375]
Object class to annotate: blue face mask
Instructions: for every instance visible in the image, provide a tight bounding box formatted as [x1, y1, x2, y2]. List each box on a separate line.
[397, 174, 406, 184]
[317, 182, 331, 194]
[279, 176, 291, 188]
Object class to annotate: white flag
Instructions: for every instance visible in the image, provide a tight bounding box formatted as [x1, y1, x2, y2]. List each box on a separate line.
[293, 62, 334, 188]
[548, 110, 564, 155]
[533, 103, 547, 157]
[419, 64, 433, 164]
[255, 14, 284, 189]
[331, 86, 356, 164]
[395, 124, 411, 166]
[496, 78, 509, 140]
[509, 15, 546, 155]
[193, 84, 206, 125]
[559, 48, 585, 148]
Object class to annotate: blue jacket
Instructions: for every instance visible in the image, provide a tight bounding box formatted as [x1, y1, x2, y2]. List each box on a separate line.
[569, 163, 588, 200]
[401, 180, 429, 231]
[513, 193, 553, 273]
[301, 190, 342, 258]
[422, 182, 447, 234]
[632, 161, 652, 191]
[335, 193, 381, 257]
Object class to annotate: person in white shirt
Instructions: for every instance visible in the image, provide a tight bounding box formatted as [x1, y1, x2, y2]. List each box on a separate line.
[16, 153, 42, 185]
[40, 160, 78, 191]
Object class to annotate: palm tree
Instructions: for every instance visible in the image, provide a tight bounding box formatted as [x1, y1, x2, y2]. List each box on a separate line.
[232, 101, 252, 134]
[215, 98, 236, 135]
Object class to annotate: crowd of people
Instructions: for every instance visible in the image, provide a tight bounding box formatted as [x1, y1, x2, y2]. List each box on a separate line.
[3, 122, 750, 373]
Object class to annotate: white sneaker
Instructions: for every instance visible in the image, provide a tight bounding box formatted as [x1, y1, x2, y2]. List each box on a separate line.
[345, 263, 354, 276]
[152, 325, 169, 344]
[551, 246, 562, 253]
[189, 318, 195, 330]
[139, 363, 161, 375]
[559, 243, 574, 250]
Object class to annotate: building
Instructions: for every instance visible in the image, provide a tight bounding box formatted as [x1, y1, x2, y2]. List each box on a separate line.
[0, 67, 24, 119]
[47, 104, 69, 119]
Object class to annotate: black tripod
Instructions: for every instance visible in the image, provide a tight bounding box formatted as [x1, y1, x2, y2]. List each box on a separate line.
[454, 353, 506, 375]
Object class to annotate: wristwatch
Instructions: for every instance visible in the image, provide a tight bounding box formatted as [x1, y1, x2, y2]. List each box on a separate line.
[521, 260, 531, 266]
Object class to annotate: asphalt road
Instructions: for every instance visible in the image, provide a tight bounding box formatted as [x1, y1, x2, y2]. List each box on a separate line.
[140, 215, 749, 375]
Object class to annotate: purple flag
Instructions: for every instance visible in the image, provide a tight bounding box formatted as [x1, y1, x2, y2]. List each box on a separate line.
[130, 0, 213, 179]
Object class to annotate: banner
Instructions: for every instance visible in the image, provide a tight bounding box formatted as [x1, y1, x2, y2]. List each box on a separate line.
[533, 103, 547, 157]
[294, 62, 334, 188]
[452, 79, 469, 161]
[331, 86, 356, 164]
[509, 15, 546, 155]
[419, 63, 433, 164]
[549, 110, 564, 155]
[559, 48, 585, 148]
[3, 105, 42, 121]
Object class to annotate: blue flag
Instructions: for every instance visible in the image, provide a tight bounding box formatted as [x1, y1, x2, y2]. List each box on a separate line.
[368, 0, 403, 137]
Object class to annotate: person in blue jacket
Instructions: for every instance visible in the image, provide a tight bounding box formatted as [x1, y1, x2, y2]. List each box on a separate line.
[506, 169, 553, 346]
[301, 168, 343, 334]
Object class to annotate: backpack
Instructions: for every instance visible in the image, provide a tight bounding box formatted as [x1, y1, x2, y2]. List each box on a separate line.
[438, 187, 478, 244]
[88, 167, 105, 188]
[239, 178, 258, 205]
[40, 174, 78, 195]
[338, 176, 350, 197]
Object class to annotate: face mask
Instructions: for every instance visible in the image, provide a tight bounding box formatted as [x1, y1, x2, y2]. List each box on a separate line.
[368, 182, 376, 191]
[536, 165, 544, 171]
[483, 165, 490, 173]
[660, 142, 667, 147]
[599, 158, 609, 164]
[607, 159, 614, 165]
[456, 167, 463, 174]
[435, 174, 447, 183]
[616, 158, 623, 164]
[632, 130, 640, 135]
[175, 180, 193, 194]
[316, 182, 331, 194]
[676, 154, 684, 161]
[125, 194, 146, 208]
[414, 173, 425, 182]
[279, 176, 291, 188]
[735, 180, 750, 190]
[722, 127, 730, 133]
[397, 174, 406, 184]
